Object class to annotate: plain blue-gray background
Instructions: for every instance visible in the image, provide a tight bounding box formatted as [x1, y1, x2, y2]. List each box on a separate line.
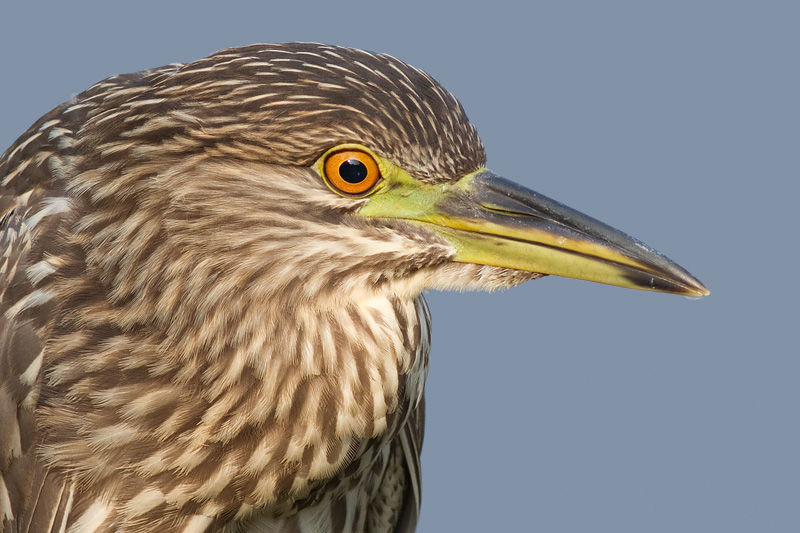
[1, 2, 796, 532]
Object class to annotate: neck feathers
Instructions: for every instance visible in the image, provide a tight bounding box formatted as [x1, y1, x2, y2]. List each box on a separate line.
[39, 287, 429, 526]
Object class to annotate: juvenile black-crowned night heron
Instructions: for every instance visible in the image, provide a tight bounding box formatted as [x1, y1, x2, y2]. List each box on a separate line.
[0, 43, 708, 533]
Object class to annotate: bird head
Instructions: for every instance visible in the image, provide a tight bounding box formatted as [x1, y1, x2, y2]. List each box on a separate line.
[72, 42, 706, 327]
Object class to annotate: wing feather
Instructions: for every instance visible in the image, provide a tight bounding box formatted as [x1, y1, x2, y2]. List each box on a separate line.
[392, 395, 424, 533]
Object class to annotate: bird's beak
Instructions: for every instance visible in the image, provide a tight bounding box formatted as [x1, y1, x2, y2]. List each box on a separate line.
[358, 169, 709, 297]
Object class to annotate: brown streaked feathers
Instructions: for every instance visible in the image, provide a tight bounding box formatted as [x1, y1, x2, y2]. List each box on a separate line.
[0, 43, 535, 533]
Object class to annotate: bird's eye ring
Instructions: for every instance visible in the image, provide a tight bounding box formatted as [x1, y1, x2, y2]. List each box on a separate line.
[323, 150, 381, 196]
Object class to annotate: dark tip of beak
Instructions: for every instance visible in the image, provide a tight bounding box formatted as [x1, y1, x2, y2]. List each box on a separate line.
[449, 171, 709, 297]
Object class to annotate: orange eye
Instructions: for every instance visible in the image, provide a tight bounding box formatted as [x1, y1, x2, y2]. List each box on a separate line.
[323, 150, 381, 196]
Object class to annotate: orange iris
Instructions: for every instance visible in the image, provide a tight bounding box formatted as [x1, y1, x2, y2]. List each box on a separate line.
[323, 150, 381, 196]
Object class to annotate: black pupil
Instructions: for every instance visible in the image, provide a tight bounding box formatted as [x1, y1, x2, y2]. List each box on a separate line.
[339, 159, 368, 183]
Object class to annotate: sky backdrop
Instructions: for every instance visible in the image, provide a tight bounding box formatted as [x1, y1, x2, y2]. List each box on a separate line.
[1, 2, 796, 531]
